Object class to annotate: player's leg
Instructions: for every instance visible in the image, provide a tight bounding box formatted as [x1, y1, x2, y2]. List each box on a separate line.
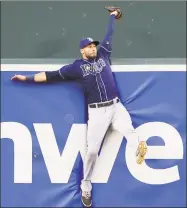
[81, 106, 113, 207]
[111, 102, 147, 164]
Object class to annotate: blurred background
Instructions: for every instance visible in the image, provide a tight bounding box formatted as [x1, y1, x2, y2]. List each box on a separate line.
[1, 1, 186, 64]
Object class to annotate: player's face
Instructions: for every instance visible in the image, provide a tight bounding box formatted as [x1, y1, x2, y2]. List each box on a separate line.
[82, 43, 97, 59]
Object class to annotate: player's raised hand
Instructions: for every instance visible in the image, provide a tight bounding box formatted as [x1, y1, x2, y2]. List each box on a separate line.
[11, 74, 26, 81]
[105, 6, 122, 19]
[110, 11, 119, 16]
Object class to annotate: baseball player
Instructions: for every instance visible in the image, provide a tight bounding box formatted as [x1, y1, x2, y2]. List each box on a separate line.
[11, 7, 147, 207]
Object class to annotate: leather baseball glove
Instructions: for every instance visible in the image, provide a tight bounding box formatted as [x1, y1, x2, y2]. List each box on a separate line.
[105, 6, 122, 19]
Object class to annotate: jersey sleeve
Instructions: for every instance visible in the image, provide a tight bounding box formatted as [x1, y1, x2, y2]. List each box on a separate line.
[98, 14, 116, 58]
[45, 61, 80, 82]
[58, 62, 80, 80]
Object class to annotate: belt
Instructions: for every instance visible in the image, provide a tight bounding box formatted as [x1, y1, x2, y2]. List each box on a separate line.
[89, 98, 120, 108]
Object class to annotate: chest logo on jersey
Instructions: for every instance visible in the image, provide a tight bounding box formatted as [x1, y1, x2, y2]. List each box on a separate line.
[80, 58, 106, 77]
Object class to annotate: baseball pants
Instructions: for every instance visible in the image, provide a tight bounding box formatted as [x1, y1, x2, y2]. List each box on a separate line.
[81, 98, 139, 192]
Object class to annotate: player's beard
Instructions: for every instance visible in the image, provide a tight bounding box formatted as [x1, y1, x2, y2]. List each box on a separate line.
[85, 51, 97, 60]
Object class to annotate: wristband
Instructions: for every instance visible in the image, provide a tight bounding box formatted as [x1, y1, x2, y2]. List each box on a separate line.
[26, 75, 35, 83]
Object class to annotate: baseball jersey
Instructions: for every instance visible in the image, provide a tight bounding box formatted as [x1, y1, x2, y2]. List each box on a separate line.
[46, 15, 119, 104]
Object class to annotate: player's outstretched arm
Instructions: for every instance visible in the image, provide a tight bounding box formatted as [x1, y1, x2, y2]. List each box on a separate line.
[98, 8, 121, 59]
[103, 7, 122, 42]
[11, 62, 80, 83]
[102, 12, 118, 45]
[11, 72, 47, 83]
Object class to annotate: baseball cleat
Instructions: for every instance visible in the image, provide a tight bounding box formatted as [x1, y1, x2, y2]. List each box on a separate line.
[136, 141, 147, 164]
[81, 191, 92, 207]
